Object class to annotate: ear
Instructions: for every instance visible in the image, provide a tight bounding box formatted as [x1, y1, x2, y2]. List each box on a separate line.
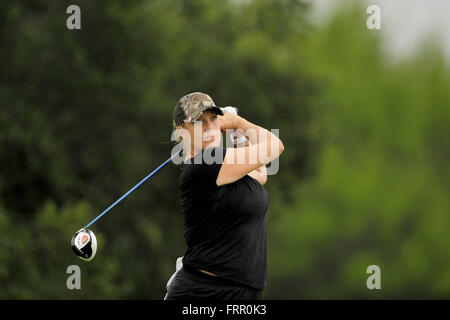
[176, 124, 188, 142]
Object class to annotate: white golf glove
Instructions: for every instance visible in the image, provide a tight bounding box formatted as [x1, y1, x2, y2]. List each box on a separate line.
[220, 106, 247, 145]
[164, 256, 184, 300]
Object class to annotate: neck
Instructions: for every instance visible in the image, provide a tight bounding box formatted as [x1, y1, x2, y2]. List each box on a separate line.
[183, 144, 201, 163]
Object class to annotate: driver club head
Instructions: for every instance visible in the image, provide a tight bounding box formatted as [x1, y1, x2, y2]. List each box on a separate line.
[71, 228, 97, 261]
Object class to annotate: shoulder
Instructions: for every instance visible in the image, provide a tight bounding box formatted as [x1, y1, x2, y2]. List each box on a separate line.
[202, 146, 227, 163]
[181, 146, 228, 185]
[183, 146, 227, 166]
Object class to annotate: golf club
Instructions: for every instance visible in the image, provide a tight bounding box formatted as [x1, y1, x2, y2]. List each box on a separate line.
[71, 107, 239, 261]
[71, 149, 183, 261]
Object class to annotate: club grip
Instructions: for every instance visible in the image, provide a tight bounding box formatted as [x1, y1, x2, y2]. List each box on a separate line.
[220, 106, 248, 146]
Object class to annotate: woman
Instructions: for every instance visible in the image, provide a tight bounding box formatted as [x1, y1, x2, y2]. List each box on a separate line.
[165, 92, 284, 300]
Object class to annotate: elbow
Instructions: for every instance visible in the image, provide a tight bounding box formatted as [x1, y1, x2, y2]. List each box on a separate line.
[254, 174, 267, 186]
[278, 140, 285, 156]
[261, 176, 268, 186]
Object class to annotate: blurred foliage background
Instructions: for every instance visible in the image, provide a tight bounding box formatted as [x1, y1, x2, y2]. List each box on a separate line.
[0, 0, 448, 299]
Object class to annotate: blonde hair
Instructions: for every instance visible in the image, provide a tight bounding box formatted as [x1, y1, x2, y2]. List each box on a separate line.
[172, 120, 183, 143]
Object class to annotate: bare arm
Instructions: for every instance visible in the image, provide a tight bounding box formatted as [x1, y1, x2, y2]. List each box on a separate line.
[216, 113, 284, 186]
[247, 165, 267, 185]
[233, 130, 267, 186]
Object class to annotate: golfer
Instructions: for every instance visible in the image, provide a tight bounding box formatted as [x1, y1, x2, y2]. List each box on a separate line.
[165, 92, 284, 300]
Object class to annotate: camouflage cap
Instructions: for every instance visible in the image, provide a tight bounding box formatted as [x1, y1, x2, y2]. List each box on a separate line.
[173, 92, 224, 127]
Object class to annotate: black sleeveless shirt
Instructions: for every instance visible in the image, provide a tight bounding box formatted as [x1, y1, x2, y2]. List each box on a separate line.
[178, 146, 270, 290]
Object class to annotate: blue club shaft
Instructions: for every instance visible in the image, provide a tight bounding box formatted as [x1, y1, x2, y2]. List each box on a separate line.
[85, 152, 180, 229]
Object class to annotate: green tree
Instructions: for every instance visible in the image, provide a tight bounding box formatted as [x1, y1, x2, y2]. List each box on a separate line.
[268, 4, 450, 299]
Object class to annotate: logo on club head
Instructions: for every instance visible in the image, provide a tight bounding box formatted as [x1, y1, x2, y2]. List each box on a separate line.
[75, 232, 89, 249]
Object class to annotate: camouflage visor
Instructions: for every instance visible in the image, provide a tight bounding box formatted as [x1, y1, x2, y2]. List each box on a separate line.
[173, 92, 224, 127]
